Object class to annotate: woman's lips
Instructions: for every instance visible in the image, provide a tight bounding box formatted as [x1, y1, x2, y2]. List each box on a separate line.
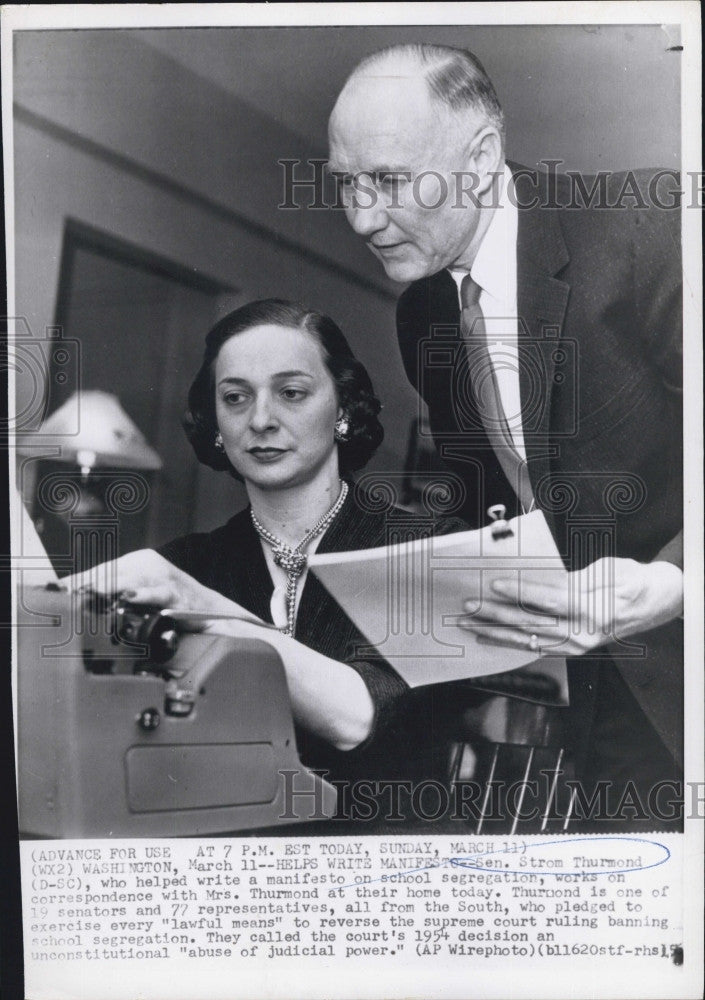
[247, 447, 288, 463]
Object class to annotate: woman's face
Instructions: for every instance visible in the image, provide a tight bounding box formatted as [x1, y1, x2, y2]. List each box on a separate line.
[214, 323, 342, 491]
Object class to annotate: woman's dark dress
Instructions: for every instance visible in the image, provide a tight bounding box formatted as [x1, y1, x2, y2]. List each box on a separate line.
[157, 489, 466, 789]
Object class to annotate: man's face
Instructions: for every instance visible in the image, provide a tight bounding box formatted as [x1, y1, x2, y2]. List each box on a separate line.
[328, 73, 483, 283]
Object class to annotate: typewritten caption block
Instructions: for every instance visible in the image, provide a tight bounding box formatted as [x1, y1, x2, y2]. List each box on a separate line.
[21, 833, 689, 999]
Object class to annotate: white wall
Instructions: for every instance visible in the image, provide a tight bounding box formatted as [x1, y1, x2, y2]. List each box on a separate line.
[11, 25, 682, 535]
[13, 32, 412, 534]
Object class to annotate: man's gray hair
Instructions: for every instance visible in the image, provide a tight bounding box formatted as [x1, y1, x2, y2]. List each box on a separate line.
[351, 43, 505, 139]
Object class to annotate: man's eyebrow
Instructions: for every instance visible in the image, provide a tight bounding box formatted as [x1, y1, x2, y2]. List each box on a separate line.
[326, 164, 411, 177]
[374, 166, 411, 175]
[356, 168, 413, 182]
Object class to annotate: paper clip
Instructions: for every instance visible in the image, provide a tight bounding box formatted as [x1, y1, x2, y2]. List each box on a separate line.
[488, 503, 513, 539]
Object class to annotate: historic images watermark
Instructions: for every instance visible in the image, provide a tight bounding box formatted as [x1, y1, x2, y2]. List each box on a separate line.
[279, 159, 702, 212]
[280, 772, 700, 826]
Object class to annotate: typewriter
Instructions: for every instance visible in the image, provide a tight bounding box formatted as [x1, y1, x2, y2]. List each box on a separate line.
[16, 585, 336, 837]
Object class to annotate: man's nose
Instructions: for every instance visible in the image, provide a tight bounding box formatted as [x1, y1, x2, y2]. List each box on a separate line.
[347, 193, 389, 238]
[249, 393, 278, 432]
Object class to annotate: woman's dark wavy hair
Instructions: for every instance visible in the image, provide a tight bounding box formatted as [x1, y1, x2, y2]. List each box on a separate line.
[184, 299, 384, 479]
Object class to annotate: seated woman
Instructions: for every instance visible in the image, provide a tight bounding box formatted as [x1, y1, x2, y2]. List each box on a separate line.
[68, 299, 465, 787]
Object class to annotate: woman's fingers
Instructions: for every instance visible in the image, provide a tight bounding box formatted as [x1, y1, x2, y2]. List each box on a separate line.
[62, 550, 170, 594]
[121, 584, 181, 608]
[61, 551, 257, 621]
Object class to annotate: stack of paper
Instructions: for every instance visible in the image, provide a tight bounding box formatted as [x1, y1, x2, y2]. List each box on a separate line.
[310, 509, 569, 692]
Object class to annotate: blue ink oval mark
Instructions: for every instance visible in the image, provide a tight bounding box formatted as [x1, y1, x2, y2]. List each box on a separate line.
[450, 836, 670, 877]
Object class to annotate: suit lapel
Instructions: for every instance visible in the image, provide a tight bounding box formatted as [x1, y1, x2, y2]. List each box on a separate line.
[514, 167, 571, 513]
[418, 271, 464, 432]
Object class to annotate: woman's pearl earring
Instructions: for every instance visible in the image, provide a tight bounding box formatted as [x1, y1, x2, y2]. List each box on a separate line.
[334, 416, 351, 443]
[214, 432, 224, 451]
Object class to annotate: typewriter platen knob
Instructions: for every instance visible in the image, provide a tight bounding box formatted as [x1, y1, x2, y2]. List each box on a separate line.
[156, 627, 179, 661]
[116, 603, 180, 667]
[136, 613, 180, 665]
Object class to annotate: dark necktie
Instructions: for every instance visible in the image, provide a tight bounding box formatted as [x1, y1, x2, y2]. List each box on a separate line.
[457, 276, 568, 825]
[460, 273, 535, 512]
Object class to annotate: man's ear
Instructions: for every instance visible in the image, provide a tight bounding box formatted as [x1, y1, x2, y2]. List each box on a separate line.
[466, 126, 503, 195]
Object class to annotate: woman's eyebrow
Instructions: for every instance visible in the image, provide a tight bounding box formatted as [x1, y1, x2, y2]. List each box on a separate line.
[217, 376, 250, 387]
[217, 370, 314, 387]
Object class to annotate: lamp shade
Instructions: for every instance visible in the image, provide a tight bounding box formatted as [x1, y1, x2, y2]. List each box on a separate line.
[18, 391, 162, 470]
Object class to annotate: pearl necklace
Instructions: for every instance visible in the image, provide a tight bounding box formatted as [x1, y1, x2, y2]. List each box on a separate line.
[250, 480, 349, 637]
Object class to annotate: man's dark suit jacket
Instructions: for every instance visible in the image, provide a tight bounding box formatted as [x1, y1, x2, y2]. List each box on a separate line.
[396, 165, 683, 787]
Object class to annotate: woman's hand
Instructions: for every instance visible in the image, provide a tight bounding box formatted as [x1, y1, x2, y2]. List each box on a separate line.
[62, 549, 251, 619]
[64, 552, 374, 751]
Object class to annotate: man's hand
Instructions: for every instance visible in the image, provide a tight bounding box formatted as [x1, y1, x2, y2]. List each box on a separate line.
[458, 557, 683, 657]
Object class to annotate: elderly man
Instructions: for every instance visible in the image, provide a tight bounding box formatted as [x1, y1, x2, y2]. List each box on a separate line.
[328, 44, 683, 827]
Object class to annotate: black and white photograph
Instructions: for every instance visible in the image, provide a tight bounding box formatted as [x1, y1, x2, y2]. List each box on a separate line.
[2, 3, 703, 999]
